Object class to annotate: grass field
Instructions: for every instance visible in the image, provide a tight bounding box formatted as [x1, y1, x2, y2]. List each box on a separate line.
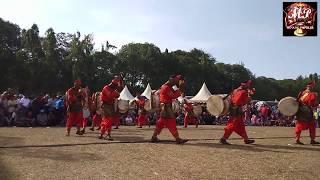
[0, 125, 319, 180]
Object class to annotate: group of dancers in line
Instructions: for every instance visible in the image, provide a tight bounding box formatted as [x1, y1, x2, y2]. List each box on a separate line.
[65, 75, 320, 145]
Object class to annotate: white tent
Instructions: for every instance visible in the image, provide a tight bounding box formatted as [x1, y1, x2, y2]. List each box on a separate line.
[141, 83, 152, 99]
[119, 85, 135, 101]
[190, 83, 212, 102]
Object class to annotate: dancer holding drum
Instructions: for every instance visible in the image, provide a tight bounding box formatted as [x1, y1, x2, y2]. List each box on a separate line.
[89, 92, 102, 131]
[295, 81, 319, 145]
[131, 95, 149, 128]
[219, 80, 255, 145]
[151, 74, 188, 144]
[65, 80, 84, 136]
[98, 76, 123, 140]
[80, 85, 92, 134]
[183, 100, 199, 128]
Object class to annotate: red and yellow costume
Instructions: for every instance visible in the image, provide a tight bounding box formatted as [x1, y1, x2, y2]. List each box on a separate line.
[295, 81, 319, 144]
[151, 75, 188, 144]
[99, 77, 122, 139]
[113, 111, 121, 129]
[135, 96, 148, 128]
[221, 80, 255, 144]
[65, 80, 84, 136]
[183, 102, 198, 128]
[80, 87, 92, 132]
[89, 92, 102, 131]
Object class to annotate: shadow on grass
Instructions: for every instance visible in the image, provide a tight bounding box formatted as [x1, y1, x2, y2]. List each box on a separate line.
[0, 134, 319, 154]
[0, 154, 20, 180]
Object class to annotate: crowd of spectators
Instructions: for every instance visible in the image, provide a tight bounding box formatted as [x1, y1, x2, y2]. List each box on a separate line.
[1, 89, 319, 128]
[0, 89, 65, 127]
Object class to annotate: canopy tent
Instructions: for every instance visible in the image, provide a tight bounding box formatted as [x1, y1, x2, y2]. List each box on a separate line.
[118, 85, 135, 101]
[190, 83, 212, 102]
[215, 94, 228, 98]
[141, 83, 152, 99]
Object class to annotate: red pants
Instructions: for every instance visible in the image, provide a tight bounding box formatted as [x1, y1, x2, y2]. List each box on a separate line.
[66, 112, 83, 131]
[295, 120, 316, 140]
[113, 115, 120, 127]
[100, 116, 113, 135]
[223, 115, 248, 141]
[155, 117, 179, 138]
[93, 114, 102, 127]
[137, 114, 147, 127]
[82, 118, 88, 128]
[184, 114, 198, 128]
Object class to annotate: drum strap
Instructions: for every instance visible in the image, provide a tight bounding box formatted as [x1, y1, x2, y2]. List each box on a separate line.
[102, 103, 115, 117]
[296, 104, 313, 121]
[160, 103, 175, 118]
[229, 104, 243, 116]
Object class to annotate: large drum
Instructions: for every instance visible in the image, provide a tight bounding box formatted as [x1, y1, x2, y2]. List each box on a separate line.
[206, 95, 230, 116]
[129, 98, 137, 109]
[144, 99, 152, 111]
[172, 100, 181, 113]
[278, 97, 299, 116]
[94, 92, 103, 115]
[151, 91, 160, 110]
[144, 91, 160, 112]
[117, 99, 129, 113]
[193, 105, 203, 117]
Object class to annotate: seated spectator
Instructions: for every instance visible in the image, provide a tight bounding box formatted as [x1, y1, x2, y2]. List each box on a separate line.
[0, 107, 8, 126]
[25, 111, 36, 127]
[19, 95, 31, 109]
[125, 115, 134, 125]
[14, 105, 28, 127]
[7, 95, 18, 125]
[47, 111, 56, 126]
[54, 96, 64, 125]
[37, 109, 48, 126]
[251, 114, 258, 126]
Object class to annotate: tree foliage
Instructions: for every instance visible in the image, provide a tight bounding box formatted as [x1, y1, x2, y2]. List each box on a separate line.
[0, 18, 319, 100]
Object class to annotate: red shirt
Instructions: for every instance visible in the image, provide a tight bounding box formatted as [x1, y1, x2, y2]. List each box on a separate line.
[137, 98, 146, 108]
[260, 106, 269, 116]
[101, 85, 120, 104]
[230, 87, 249, 106]
[66, 87, 81, 105]
[160, 83, 181, 104]
[298, 90, 318, 107]
[184, 103, 193, 113]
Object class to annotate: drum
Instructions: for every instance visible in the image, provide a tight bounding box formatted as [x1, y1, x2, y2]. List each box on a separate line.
[172, 100, 181, 113]
[129, 98, 137, 109]
[95, 93, 103, 115]
[206, 95, 230, 116]
[278, 97, 299, 116]
[117, 99, 129, 113]
[151, 91, 160, 110]
[144, 92, 160, 112]
[143, 99, 151, 111]
[193, 105, 203, 117]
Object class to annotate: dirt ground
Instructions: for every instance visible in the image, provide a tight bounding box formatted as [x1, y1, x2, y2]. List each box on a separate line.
[0, 125, 319, 180]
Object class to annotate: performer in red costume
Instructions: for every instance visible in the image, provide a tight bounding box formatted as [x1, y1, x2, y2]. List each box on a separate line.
[183, 101, 198, 128]
[113, 110, 121, 129]
[89, 92, 102, 131]
[99, 76, 123, 140]
[134, 95, 149, 128]
[220, 80, 255, 145]
[80, 85, 92, 134]
[151, 74, 188, 144]
[295, 81, 320, 145]
[65, 80, 84, 136]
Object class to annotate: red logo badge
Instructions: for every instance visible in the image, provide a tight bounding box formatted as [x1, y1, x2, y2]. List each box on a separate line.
[283, 2, 317, 36]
